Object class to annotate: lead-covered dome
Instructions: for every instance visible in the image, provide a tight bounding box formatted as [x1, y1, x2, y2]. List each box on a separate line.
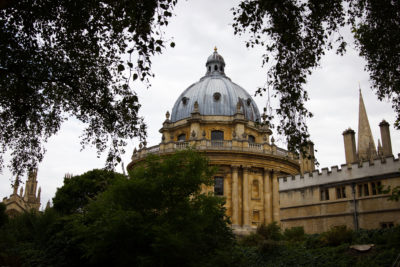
[170, 49, 261, 122]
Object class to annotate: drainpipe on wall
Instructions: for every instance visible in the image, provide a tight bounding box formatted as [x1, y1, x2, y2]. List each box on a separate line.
[352, 183, 359, 231]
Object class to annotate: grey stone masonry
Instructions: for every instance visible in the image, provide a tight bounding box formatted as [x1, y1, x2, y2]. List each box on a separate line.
[279, 154, 400, 191]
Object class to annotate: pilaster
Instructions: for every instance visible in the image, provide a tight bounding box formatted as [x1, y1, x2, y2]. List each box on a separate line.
[242, 165, 250, 227]
[263, 168, 273, 224]
[272, 168, 280, 222]
[231, 165, 239, 226]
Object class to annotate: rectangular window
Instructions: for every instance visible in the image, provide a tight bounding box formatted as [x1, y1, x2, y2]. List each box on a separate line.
[211, 130, 224, 141]
[372, 181, 383, 195]
[381, 222, 394, 229]
[320, 188, 329, 201]
[377, 181, 382, 194]
[214, 177, 224, 196]
[336, 186, 346, 199]
[358, 184, 370, 197]
[364, 184, 369, 196]
[372, 182, 377, 195]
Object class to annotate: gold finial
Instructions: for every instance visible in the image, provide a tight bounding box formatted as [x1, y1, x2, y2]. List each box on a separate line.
[214, 46, 217, 52]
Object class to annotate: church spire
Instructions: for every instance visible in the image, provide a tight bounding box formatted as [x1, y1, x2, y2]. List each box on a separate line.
[357, 89, 377, 161]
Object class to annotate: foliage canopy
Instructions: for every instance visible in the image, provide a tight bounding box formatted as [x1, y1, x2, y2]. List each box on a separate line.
[0, 0, 177, 175]
[52, 169, 125, 215]
[233, 0, 400, 153]
[2, 0, 399, 175]
[0, 150, 238, 266]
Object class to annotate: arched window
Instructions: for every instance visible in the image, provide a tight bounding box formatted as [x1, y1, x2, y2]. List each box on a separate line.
[248, 135, 255, 143]
[214, 176, 224, 196]
[177, 133, 186, 142]
[211, 130, 224, 141]
[208, 66, 211, 72]
[214, 65, 218, 71]
[252, 179, 260, 198]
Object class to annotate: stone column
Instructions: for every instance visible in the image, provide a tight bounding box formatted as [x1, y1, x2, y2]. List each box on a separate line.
[231, 165, 239, 226]
[243, 166, 250, 227]
[263, 168, 273, 224]
[272, 169, 280, 222]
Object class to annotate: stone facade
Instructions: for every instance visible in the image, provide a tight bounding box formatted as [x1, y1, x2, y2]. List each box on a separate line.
[128, 107, 301, 233]
[279, 155, 400, 233]
[128, 50, 399, 234]
[2, 170, 41, 216]
[128, 49, 303, 234]
[279, 91, 400, 233]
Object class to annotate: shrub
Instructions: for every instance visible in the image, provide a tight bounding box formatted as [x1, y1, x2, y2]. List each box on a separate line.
[304, 233, 323, 249]
[258, 239, 282, 254]
[256, 222, 282, 241]
[320, 225, 353, 246]
[283, 226, 305, 242]
[239, 232, 264, 246]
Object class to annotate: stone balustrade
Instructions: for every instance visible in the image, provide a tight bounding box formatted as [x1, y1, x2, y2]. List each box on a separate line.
[132, 139, 295, 161]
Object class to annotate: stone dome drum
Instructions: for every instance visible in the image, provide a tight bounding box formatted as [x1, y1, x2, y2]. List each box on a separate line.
[170, 49, 261, 123]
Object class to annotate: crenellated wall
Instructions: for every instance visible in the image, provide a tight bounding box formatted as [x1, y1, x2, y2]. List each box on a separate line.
[278, 155, 400, 233]
[279, 154, 400, 191]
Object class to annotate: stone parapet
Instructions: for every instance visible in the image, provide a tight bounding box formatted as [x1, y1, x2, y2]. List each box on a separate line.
[132, 140, 296, 161]
[279, 154, 400, 191]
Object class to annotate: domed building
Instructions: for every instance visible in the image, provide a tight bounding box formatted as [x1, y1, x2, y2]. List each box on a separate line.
[128, 48, 305, 233]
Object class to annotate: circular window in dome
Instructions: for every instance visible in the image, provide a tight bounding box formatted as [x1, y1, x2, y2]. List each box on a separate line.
[246, 98, 251, 106]
[213, 92, 221, 101]
[182, 97, 189, 105]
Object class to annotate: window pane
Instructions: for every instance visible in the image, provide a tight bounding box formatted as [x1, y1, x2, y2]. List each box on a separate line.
[336, 188, 341, 199]
[211, 130, 224, 141]
[377, 181, 382, 194]
[372, 182, 377, 195]
[321, 189, 329, 201]
[214, 177, 224, 196]
[178, 134, 186, 141]
[248, 135, 255, 143]
[364, 184, 369, 196]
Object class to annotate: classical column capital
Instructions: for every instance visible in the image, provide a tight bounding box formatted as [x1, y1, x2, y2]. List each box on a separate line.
[242, 165, 250, 171]
[231, 164, 240, 170]
[272, 168, 281, 175]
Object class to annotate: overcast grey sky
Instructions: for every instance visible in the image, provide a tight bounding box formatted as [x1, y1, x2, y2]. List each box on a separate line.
[1, 0, 399, 208]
